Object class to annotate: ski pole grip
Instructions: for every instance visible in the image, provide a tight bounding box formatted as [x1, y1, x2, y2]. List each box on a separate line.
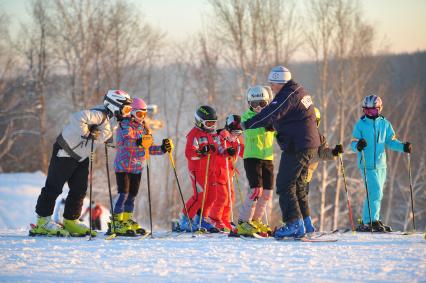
[141, 134, 153, 160]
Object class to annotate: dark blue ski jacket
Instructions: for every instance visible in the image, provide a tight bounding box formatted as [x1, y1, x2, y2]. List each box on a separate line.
[242, 80, 320, 152]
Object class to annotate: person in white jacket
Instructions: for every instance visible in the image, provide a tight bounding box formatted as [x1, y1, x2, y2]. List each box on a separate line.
[30, 90, 132, 237]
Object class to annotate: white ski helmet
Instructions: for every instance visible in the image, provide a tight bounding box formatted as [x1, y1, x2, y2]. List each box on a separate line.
[103, 90, 132, 116]
[246, 85, 272, 103]
[268, 66, 291, 84]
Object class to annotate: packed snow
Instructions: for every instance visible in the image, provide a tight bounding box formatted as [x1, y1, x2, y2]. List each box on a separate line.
[0, 172, 425, 282]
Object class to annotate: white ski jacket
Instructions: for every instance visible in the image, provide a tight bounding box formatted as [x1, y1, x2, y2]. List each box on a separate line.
[56, 105, 112, 162]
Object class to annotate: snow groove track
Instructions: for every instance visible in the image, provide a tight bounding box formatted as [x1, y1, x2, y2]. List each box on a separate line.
[0, 229, 424, 282]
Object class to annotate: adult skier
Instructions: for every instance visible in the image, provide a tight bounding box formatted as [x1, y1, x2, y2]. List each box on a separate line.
[351, 94, 411, 232]
[241, 66, 320, 239]
[237, 85, 275, 237]
[30, 90, 132, 237]
[107, 97, 171, 236]
[209, 114, 244, 232]
[178, 105, 220, 233]
[302, 107, 343, 233]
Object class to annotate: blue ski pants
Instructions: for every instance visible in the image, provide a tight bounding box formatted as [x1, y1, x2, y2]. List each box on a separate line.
[359, 168, 387, 224]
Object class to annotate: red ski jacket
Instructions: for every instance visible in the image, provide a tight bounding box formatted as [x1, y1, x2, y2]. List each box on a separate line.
[185, 127, 218, 175]
[211, 129, 244, 185]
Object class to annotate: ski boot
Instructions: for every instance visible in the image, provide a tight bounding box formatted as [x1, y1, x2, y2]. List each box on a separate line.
[174, 214, 194, 232]
[123, 212, 146, 235]
[236, 220, 261, 237]
[210, 218, 230, 233]
[252, 219, 272, 237]
[29, 216, 70, 237]
[303, 216, 315, 234]
[377, 220, 392, 232]
[107, 213, 136, 236]
[193, 214, 219, 233]
[63, 218, 97, 237]
[274, 219, 305, 239]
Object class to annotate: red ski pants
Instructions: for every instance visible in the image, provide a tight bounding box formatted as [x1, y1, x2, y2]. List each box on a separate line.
[209, 182, 235, 226]
[183, 170, 217, 219]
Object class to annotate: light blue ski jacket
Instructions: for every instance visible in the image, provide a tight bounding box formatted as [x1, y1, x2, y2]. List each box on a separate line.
[351, 115, 404, 170]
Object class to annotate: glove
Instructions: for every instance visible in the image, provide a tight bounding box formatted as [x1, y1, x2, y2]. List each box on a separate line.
[199, 144, 215, 155]
[403, 142, 412, 153]
[332, 144, 344, 156]
[249, 187, 263, 201]
[105, 136, 114, 145]
[226, 147, 236, 156]
[136, 137, 142, 147]
[265, 124, 274, 132]
[161, 138, 174, 153]
[356, 139, 367, 152]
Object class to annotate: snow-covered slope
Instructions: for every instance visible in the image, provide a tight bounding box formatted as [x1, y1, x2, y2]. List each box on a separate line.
[0, 172, 425, 282]
[0, 230, 425, 282]
[0, 172, 110, 229]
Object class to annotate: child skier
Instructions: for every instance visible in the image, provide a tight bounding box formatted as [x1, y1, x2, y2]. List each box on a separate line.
[108, 97, 172, 236]
[351, 94, 411, 232]
[178, 105, 220, 233]
[30, 90, 131, 237]
[302, 107, 343, 233]
[209, 114, 244, 232]
[237, 85, 275, 237]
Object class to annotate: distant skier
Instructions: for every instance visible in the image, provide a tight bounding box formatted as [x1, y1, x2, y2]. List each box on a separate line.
[209, 114, 244, 232]
[107, 97, 171, 236]
[80, 201, 103, 230]
[177, 105, 220, 233]
[30, 90, 132, 237]
[351, 94, 411, 232]
[241, 66, 320, 239]
[302, 107, 343, 233]
[237, 85, 275, 237]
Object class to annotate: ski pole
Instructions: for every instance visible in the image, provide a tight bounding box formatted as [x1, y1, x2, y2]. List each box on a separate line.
[339, 154, 356, 232]
[88, 139, 94, 241]
[233, 170, 244, 205]
[141, 133, 154, 238]
[407, 153, 416, 231]
[224, 141, 234, 223]
[361, 150, 373, 230]
[197, 153, 211, 234]
[167, 150, 193, 233]
[105, 144, 116, 239]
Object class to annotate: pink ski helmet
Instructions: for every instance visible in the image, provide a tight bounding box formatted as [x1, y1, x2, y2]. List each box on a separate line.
[130, 98, 147, 121]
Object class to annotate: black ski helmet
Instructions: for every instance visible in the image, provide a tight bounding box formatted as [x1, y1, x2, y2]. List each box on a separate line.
[195, 105, 218, 132]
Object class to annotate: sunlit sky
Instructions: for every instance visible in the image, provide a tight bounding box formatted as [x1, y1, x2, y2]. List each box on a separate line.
[2, 0, 426, 60]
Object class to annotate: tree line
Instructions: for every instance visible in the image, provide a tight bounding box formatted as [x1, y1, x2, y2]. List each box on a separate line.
[0, 0, 424, 231]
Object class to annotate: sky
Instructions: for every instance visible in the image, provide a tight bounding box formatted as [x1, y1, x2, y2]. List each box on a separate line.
[1, 0, 425, 60]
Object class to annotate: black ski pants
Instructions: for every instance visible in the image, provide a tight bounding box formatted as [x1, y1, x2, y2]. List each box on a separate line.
[243, 158, 274, 190]
[36, 142, 89, 220]
[276, 148, 317, 223]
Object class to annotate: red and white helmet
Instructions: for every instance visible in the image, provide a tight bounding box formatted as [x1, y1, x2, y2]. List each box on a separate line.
[103, 90, 132, 116]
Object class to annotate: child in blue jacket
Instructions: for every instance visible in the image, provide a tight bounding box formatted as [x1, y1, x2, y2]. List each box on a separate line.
[351, 94, 411, 232]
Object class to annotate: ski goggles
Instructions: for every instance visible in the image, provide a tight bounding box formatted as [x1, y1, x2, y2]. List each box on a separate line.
[203, 120, 217, 128]
[363, 107, 379, 117]
[132, 109, 147, 119]
[250, 100, 268, 109]
[122, 105, 132, 116]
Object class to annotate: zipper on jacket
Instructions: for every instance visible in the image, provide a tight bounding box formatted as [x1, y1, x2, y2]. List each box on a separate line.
[373, 120, 376, 169]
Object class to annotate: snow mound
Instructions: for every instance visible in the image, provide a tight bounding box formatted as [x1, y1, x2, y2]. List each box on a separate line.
[0, 172, 109, 230]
